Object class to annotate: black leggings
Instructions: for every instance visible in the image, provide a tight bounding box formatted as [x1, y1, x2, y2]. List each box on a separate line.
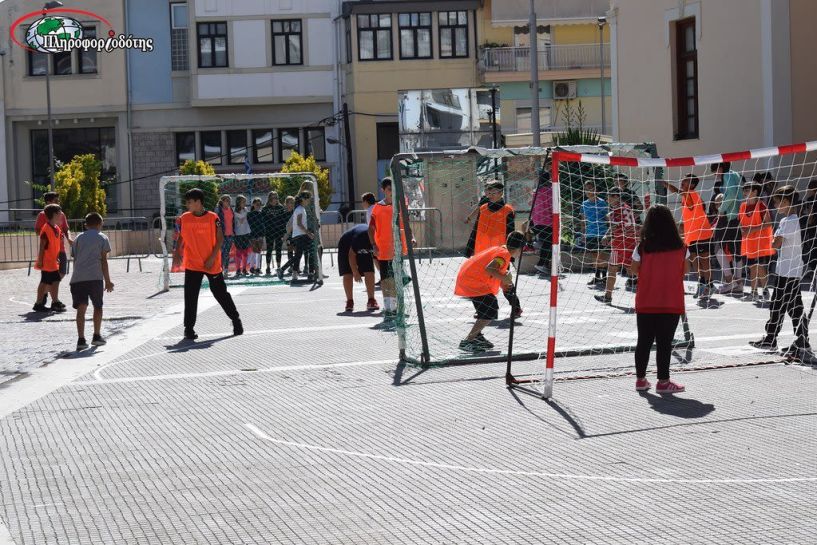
[765, 276, 809, 346]
[266, 236, 283, 268]
[183, 270, 240, 332]
[635, 313, 681, 380]
[280, 235, 310, 274]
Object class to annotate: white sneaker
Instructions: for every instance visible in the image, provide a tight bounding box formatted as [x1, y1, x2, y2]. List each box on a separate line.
[717, 281, 734, 294]
[732, 281, 745, 295]
[534, 265, 548, 275]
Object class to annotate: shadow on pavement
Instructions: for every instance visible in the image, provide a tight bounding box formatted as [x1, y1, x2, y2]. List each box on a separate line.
[163, 335, 234, 352]
[639, 391, 715, 418]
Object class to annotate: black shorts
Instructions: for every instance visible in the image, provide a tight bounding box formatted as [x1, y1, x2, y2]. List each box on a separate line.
[688, 240, 713, 255]
[471, 294, 499, 321]
[378, 259, 394, 280]
[71, 280, 104, 309]
[339, 249, 374, 277]
[40, 270, 61, 285]
[58, 251, 67, 276]
[746, 256, 771, 267]
[584, 237, 604, 251]
[721, 219, 741, 256]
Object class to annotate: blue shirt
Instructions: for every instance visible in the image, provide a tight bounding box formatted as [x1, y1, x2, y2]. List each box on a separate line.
[720, 171, 743, 220]
[582, 198, 608, 238]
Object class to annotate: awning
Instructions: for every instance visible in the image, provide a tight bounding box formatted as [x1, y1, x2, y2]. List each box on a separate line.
[491, 0, 608, 26]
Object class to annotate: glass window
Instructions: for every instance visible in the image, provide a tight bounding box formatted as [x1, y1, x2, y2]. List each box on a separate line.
[398, 12, 431, 59]
[28, 51, 48, 76]
[227, 130, 248, 165]
[439, 11, 469, 58]
[279, 128, 300, 161]
[79, 26, 97, 74]
[272, 19, 303, 65]
[175, 132, 196, 165]
[198, 22, 228, 68]
[200, 130, 222, 165]
[357, 14, 392, 61]
[252, 130, 274, 163]
[675, 18, 698, 140]
[306, 128, 326, 161]
[53, 50, 72, 75]
[170, 3, 189, 71]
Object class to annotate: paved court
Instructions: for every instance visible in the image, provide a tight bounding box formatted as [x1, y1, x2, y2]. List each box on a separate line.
[0, 259, 815, 544]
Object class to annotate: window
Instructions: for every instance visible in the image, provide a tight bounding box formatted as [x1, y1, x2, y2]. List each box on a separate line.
[175, 132, 196, 165]
[357, 14, 392, 61]
[170, 3, 189, 71]
[200, 131, 222, 165]
[198, 22, 228, 68]
[376, 123, 399, 161]
[227, 130, 248, 165]
[28, 50, 48, 76]
[53, 49, 72, 75]
[398, 13, 432, 59]
[675, 18, 698, 140]
[516, 107, 551, 132]
[79, 26, 97, 74]
[439, 11, 468, 58]
[306, 128, 326, 161]
[252, 130, 274, 163]
[279, 128, 300, 161]
[272, 20, 303, 65]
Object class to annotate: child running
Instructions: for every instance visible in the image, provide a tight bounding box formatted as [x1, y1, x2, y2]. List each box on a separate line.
[172, 189, 242, 340]
[667, 174, 715, 299]
[632, 205, 689, 394]
[581, 182, 609, 286]
[338, 224, 378, 312]
[262, 192, 287, 275]
[33, 204, 67, 313]
[595, 188, 638, 304]
[750, 186, 810, 356]
[465, 180, 521, 318]
[739, 181, 775, 302]
[455, 231, 525, 353]
[247, 197, 265, 275]
[232, 195, 251, 276]
[70, 213, 114, 350]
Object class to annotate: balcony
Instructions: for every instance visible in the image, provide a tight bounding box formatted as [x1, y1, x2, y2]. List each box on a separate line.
[482, 43, 610, 74]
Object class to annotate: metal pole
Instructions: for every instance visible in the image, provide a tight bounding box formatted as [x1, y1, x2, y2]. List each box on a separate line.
[46, 62, 55, 189]
[599, 21, 606, 136]
[529, 0, 540, 147]
[490, 87, 498, 148]
[342, 102, 355, 211]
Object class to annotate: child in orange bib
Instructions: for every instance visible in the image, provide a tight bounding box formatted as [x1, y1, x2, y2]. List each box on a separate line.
[739, 181, 774, 302]
[33, 204, 67, 313]
[455, 231, 525, 353]
[667, 174, 715, 300]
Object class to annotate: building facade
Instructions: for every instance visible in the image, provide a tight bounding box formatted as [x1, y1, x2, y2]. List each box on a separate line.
[611, 0, 817, 157]
[478, 0, 611, 143]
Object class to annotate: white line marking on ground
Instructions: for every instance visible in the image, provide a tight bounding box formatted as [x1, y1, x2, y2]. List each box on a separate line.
[154, 321, 382, 341]
[244, 423, 817, 485]
[90, 359, 396, 385]
[0, 518, 14, 545]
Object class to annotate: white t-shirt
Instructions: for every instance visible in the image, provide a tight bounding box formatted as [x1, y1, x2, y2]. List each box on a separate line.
[365, 205, 374, 226]
[774, 214, 803, 278]
[292, 205, 308, 237]
[233, 209, 251, 236]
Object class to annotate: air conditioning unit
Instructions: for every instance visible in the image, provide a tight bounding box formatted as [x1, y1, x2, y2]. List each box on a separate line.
[553, 80, 577, 100]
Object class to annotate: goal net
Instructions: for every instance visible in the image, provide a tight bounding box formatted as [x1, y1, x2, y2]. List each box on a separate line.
[392, 141, 817, 397]
[158, 173, 323, 291]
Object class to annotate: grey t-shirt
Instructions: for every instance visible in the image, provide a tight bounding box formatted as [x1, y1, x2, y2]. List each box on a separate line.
[70, 229, 111, 284]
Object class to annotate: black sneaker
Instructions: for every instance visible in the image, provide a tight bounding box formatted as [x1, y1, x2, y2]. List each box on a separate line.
[594, 294, 612, 304]
[52, 300, 66, 310]
[277, 268, 284, 281]
[91, 335, 107, 346]
[233, 319, 244, 336]
[32, 303, 50, 312]
[749, 338, 777, 350]
[184, 330, 198, 340]
[459, 339, 486, 353]
[266, 268, 272, 276]
[76, 338, 89, 351]
[50, 304, 66, 313]
[474, 334, 494, 349]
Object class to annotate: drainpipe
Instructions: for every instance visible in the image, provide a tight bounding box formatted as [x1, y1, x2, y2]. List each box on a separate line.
[124, 0, 135, 216]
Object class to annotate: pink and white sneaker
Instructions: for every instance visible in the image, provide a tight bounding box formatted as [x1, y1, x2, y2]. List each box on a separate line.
[656, 380, 685, 394]
[635, 378, 652, 391]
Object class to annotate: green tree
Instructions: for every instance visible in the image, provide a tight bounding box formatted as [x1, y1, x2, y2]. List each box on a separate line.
[53, 154, 107, 218]
[169, 160, 219, 216]
[278, 152, 333, 209]
[179, 159, 216, 176]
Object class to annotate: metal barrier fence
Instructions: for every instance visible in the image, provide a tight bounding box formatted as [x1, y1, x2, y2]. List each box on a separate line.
[0, 215, 151, 274]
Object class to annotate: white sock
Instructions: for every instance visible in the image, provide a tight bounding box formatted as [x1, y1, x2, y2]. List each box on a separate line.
[385, 297, 397, 312]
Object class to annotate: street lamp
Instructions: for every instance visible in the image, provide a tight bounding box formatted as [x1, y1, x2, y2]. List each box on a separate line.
[597, 16, 607, 136]
[43, 0, 63, 190]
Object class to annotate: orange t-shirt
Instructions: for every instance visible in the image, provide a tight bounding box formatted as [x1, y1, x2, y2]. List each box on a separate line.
[474, 203, 514, 255]
[38, 224, 62, 272]
[739, 201, 774, 258]
[454, 246, 511, 298]
[370, 201, 407, 261]
[179, 211, 222, 274]
[681, 190, 713, 244]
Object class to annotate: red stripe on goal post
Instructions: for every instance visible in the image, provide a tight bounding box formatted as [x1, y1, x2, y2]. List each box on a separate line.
[778, 143, 808, 155]
[720, 151, 752, 163]
[664, 157, 697, 168]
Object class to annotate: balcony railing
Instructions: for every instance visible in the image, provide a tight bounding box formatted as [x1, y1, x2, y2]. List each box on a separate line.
[482, 43, 610, 73]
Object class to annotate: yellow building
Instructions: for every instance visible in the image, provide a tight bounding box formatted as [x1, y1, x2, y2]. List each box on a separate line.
[478, 0, 611, 143]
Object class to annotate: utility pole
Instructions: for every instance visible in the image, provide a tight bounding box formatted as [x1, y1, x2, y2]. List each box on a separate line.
[489, 86, 498, 148]
[342, 103, 355, 212]
[529, 0, 540, 147]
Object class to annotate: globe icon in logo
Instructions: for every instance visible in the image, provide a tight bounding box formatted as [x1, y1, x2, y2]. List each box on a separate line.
[25, 16, 83, 53]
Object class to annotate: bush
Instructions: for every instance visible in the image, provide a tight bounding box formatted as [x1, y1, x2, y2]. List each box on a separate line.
[179, 160, 216, 176]
[278, 152, 332, 209]
[53, 154, 107, 219]
[166, 161, 219, 217]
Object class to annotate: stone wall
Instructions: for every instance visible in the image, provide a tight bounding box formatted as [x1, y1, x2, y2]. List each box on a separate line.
[131, 132, 177, 218]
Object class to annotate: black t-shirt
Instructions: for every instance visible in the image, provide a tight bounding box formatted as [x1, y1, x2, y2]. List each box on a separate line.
[339, 224, 372, 253]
